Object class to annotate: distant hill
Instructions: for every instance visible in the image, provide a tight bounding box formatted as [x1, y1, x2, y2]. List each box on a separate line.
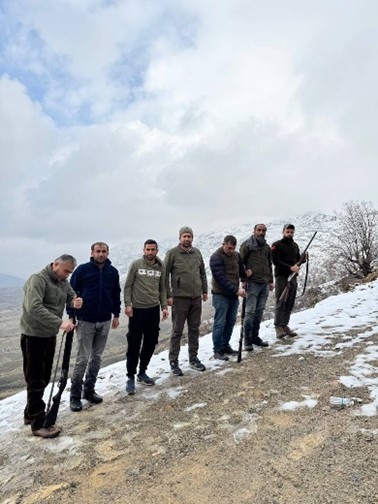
[0, 274, 25, 288]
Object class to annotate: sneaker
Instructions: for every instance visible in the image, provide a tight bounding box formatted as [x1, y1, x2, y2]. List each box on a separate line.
[126, 377, 136, 395]
[213, 351, 229, 361]
[189, 358, 206, 372]
[284, 325, 298, 337]
[244, 343, 254, 351]
[83, 391, 103, 404]
[70, 398, 83, 412]
[170, 361, 184, 376]
[275, 326, 286, 339]
[32, 425, 61, 439]
[137, 373, 155, 386]
[223, 345, 238, 355]
[252, 337, 269, 347]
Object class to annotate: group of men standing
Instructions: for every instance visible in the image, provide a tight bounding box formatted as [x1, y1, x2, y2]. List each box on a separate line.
[20, 224, 303, 438]
[210, 222, 303, 361]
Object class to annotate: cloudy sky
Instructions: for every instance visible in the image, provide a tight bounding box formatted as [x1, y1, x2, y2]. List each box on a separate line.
[1, 0, 377, 278]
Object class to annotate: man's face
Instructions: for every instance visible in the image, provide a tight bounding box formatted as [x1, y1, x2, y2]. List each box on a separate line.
[283, 228, 295, 238]
[52, 260, 75, 281]
[144, 243, 158, 261]
[222, 242, 236, 256]
[179, 233, 193, 248]
[91, 245, 109, 263]
[253, 225, 267, 238]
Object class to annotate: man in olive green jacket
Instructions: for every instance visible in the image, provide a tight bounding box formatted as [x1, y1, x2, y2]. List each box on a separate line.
[239, 224, 273, 351]
[164, 226, 208, 376]
[124, 239, 169, 394]
[20, 255, 83, 438]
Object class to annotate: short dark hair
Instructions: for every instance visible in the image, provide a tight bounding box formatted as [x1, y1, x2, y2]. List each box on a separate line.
[254, 223, 267, 231]
[144, 239, 158, 248]
[91, 242, 109, 252]
[223, 235, 237, 246]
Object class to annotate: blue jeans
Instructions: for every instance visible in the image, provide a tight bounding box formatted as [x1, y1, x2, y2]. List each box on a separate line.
[244, 282, 269, 345]
[70, 320, 111, 398]
[211, 294, 239, 352]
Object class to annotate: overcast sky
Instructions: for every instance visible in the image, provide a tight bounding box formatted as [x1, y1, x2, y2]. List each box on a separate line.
[1, 0, 378, 279]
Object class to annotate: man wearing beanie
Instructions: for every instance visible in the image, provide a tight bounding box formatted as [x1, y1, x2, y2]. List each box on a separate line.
[271, 224, 301, 338]
[164, 226, 208, 375]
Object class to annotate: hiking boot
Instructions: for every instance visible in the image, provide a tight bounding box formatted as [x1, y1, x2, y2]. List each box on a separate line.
[189, 358, 206, 372]
[284, 325, 298, 337]
[83, 391, 103, 404]
[32, 425, 61, 439]
[275, 326, 286, 339]
[213, 351, 229, 361]
[24, 416, 32, 425]
[137, 373, 155, 386]
[170, 361, 184, 376]
[126, 377, 136, 395]
[244, 343, 254, 351]
[70, 398, 83, 412]
[223, 345, 238, 355]
[252, 337, 269, 347]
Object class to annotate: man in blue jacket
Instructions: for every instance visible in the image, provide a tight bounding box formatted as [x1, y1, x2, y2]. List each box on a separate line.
[210, 235, 246, 360]
[68, 242, 121, 412]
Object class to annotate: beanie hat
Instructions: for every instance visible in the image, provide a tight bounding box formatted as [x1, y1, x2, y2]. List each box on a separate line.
[283, 223, 295, 231]
[179, 226, 194, 237]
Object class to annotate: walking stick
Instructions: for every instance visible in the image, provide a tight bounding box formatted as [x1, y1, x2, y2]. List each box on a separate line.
[237, 295, 246, 363]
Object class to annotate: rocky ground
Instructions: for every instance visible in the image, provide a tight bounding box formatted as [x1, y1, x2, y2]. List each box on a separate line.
[1, 325, 377, 504]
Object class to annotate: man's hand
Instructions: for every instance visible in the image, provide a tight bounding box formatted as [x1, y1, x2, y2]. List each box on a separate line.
[60, 320, 75, 332]
[125, 306, 133, 318]
[112, 317, 120, 329]
[162, 308, 169, 320]
[290, 264, 300, 273]
[202, 293, 208, 302]
[72, 296, 83, 309]
[236, 288, 246, 298]
[268, 282, 274, 291]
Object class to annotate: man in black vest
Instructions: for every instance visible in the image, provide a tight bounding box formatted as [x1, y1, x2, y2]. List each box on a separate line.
[210, 235, 246, 360]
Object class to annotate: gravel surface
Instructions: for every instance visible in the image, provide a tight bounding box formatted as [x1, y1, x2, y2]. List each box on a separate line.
[1, 326, 377, 504]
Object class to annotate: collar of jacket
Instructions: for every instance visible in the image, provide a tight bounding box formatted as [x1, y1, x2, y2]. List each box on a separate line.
[89, 257, 112, 267]
[178, 245, 193, 253]
[247, 235, 266, 251]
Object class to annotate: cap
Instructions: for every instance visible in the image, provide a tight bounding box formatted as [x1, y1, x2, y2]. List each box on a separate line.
[179, 226, 194, 237]
[283, 223, 295, 231]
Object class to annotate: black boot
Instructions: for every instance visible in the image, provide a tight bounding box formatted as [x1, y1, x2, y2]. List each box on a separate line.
[70, 397, 83, 412]
[252, 337, 269, 347]
[83, 391, 103, 404]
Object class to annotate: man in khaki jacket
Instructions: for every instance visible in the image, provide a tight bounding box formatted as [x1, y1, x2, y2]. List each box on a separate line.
[20, 255, 83, 438]
[164, 226, 208, 376]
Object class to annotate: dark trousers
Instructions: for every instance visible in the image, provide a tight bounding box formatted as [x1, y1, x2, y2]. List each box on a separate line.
[274, 276, 297, 327]
[244, 282, 269, 345]
[20, 334, 56, 431]
[169, 296, 202, 362]
[126, 305, 160, 377]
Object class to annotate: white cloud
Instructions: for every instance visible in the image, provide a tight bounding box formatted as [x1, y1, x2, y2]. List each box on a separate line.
[1, 0, 378, 277]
